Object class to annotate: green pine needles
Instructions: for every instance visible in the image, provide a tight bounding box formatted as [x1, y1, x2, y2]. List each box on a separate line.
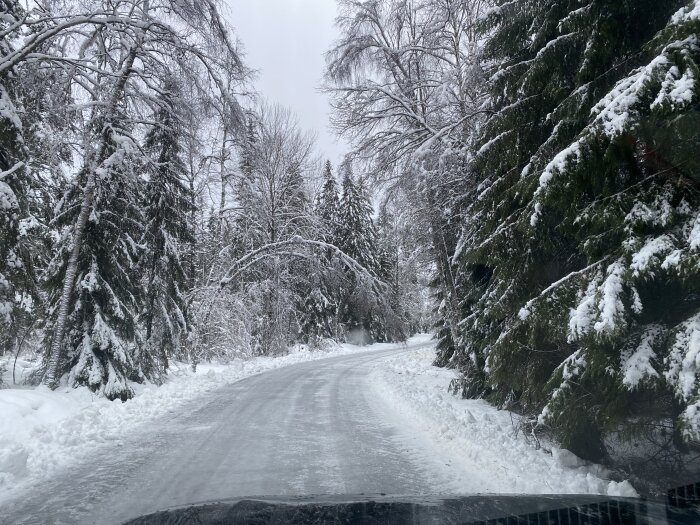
[451, 0, 700, 466]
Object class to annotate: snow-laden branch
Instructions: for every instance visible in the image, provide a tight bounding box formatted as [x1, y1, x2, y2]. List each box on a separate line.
[0, 14, 158, 74]
[219, 236, 388, 293]
[0, 161, 24, 180]
[517, 257, 611, 321]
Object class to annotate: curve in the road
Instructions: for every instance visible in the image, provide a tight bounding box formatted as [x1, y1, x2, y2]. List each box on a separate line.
[2, 343, 452, 525]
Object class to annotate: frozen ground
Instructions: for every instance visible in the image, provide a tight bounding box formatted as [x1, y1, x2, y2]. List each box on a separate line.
[0, 337, 636, 524]
[0, 340, 388, 499]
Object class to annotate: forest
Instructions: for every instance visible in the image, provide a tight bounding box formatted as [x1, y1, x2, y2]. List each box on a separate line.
[0, 0, 433, 399]
[1, 0, 699, 492]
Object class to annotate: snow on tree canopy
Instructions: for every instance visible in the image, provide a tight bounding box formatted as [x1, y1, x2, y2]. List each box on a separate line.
[665, 312, 700, 440]
[620, 326, 662, 389]
[449, 0, 700, 466]
[529, 4, 700, 218]
[0, 85, 22, 131]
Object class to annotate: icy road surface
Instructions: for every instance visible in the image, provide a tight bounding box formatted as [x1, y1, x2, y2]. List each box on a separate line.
[2, 339, 634, 525]
[2, 342, 454, 525]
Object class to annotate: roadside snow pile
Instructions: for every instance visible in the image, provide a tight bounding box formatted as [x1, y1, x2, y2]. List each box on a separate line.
[369, 344, 639, 497]
[0, 341, 379, 500]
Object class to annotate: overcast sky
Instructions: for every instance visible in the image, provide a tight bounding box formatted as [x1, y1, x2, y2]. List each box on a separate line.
[224, 0, 349, 167]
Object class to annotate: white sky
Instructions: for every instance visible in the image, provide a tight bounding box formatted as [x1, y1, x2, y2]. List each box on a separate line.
[224, 0, 349, 168]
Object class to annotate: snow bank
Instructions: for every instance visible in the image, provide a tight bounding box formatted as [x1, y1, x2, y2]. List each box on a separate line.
[369, 345, 639, 497]
[0, 341, 379, 502]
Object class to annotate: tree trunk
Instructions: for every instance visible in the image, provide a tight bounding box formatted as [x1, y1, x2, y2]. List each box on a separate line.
[219, 128, 228, 235]
[426, 187, 460, 347]
[43, 172, 96, 388]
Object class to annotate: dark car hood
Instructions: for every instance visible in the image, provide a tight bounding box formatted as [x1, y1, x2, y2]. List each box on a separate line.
[123, 493, 698, 525]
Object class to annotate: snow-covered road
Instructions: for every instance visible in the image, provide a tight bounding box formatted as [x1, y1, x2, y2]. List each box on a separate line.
[2, 342, 449, 524]
[2, 339, 634, 525]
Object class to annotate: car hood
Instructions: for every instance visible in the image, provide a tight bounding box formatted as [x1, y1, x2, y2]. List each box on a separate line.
[122, 493, 697, 524]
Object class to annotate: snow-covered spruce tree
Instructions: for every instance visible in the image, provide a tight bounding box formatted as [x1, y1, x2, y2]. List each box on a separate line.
[530, 2, 700, 462]
[316, 160, 341, 243]
[375, 204, 406, 342]
[0, 1, 38, 360]
[40, 8, 154, 399]
[45, 115, 144, 400]
[299, 160, 342, 343]
[339, 163, 378, 275]
[138, 81, 195, 381]
[376, 205, 398, 291]
[337, 162, 382, 342]
[284, 160, 311, 233]
[230, 113, 262, 254]
[454, 0, 698, 467]
[298, 284, 335, 345]
[239, 115, 258, 182]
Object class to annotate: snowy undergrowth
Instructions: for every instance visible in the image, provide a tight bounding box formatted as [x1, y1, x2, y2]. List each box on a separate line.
[0, 341, 381, 501]
[370, 344, 639, 497]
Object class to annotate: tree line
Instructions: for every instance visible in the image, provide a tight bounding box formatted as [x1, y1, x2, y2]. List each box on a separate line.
[0, 0, 432, 400]
[325, 0, 700, 491]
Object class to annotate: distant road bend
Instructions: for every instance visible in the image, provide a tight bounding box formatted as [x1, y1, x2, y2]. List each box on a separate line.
[4, 341, 455, 525]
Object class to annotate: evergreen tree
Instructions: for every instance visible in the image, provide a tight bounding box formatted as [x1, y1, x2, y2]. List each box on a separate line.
[376, 205, 398, 288]
[338, 162, 378, 271]
[374, 204, 405, 342]
[281, 159, 310, 237]
[298, 283, 335, 344]
[138, 85, 195, 381]
[44, 118, 144, 400]
[239, 114, 258, 181]
[452, 0, 698, 466]
[0, 1, 37, 361]
[316, 160, 341, 242]
[337, 162, 381, 341]
[232, 113, 261, 252]
[299, 161, 342, 343]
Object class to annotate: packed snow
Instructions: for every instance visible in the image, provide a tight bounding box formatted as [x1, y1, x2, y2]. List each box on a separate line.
[0, 341, 385, 503]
